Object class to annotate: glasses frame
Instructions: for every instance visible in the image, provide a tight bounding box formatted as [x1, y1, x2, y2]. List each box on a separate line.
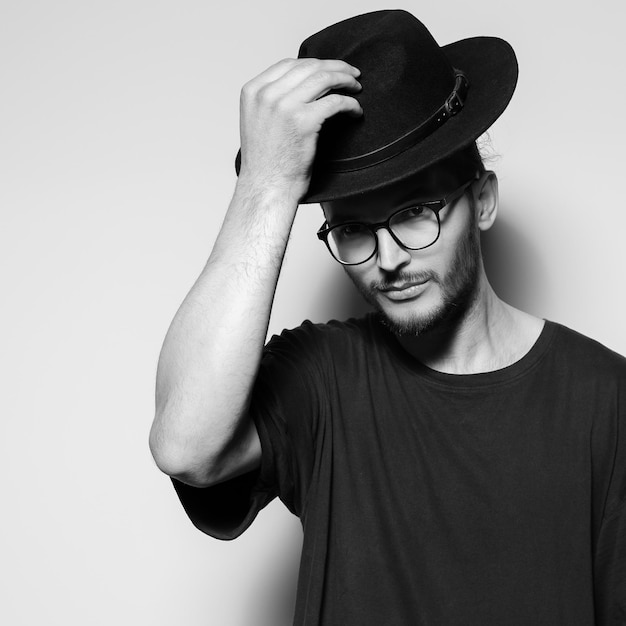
[316, 179, 475, 266]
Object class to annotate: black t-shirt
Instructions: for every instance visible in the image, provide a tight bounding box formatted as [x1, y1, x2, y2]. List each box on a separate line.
[173, 316, 626, 625]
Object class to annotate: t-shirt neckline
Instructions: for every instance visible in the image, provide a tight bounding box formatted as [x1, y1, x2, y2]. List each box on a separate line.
[377, 316, 558, 389]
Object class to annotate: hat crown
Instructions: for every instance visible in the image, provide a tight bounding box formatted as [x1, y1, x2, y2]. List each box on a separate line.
[234, 10, 518, 201]
[298, 10, 456, 165]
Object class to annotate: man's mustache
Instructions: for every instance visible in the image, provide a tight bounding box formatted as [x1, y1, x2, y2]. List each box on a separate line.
[369, 270, 439, 291]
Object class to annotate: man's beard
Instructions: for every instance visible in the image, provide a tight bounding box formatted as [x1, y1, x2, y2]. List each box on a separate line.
[347, 221, 481, 337]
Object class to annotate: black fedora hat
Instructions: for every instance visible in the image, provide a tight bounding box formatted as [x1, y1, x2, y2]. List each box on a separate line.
[236, 10, 518, 203]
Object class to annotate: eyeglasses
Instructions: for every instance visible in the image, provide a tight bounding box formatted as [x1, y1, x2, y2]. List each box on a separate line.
[316, 179, 475, 265]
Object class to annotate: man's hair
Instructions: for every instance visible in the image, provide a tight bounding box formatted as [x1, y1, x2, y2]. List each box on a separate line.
[441, 142, 486, 182]
[409, 142, 485, 195]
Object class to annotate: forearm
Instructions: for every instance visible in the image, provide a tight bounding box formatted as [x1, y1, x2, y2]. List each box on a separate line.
[150, 179, 298, 485]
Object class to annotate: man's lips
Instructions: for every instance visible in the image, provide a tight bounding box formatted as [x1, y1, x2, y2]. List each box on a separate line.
[378, 279, 430, 301]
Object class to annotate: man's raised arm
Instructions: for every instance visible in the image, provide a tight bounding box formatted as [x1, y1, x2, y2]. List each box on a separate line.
[149, 58, 362, 488]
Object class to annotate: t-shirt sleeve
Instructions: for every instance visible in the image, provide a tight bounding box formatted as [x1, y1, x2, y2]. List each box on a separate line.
[171, 469, 273, 541]
[170, 322, 325, 540]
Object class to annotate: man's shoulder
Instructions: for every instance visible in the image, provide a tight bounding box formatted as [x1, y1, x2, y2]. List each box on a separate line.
[270, 313, 380, 344]
[548, 320, 626, 378]
[264, 313, 387, 362]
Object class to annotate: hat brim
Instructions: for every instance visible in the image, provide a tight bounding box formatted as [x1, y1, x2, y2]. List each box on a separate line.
[302, 36, 518, 203]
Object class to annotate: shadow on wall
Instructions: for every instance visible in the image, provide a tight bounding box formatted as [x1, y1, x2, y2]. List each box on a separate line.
[320, 207, 547, 322]
[251, 528, 302, 626]
[481, 209, 547, 316]
[320, 268, 373, 322]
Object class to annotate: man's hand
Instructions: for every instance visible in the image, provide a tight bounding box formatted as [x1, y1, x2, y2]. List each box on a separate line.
[237, 58, 362, 204]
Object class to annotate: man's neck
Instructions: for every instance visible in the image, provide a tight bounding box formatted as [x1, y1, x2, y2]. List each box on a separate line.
[395, 280, 544, 375]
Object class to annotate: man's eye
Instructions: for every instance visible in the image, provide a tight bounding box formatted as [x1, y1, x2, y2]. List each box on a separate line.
[337, 224, 367, 238]
[397, 206, 425, 220]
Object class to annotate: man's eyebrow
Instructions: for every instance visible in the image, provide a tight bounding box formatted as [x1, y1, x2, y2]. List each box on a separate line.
[326, 187, 438, 226]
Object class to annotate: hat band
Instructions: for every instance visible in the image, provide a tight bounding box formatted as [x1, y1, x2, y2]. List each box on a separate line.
[325, 70, 469, 173]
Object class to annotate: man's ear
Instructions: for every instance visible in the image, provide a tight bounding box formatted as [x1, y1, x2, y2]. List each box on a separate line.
[474, 171, 498, 232]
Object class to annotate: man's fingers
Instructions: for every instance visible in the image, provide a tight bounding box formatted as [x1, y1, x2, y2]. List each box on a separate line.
[283, 58, 361, 81]
[244, 58, 359, 93]
[242, 59, 361, 122]
[257, 58, 360, 97]
[253, 68, 362, 121]
[277, 57, 360, 78]
[308, 92, 363, 122]
[293, 70, 362, 104]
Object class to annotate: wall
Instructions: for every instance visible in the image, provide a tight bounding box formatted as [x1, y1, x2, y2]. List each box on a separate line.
[1, 1, 624, 624]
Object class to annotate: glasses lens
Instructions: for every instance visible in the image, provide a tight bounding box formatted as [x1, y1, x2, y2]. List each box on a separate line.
[327, 223, 376, 264]
[389, 206, 439, 249]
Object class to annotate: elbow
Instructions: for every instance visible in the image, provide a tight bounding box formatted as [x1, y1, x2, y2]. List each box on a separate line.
[148, 427, 183, 477]
[148, 425, 217, 488]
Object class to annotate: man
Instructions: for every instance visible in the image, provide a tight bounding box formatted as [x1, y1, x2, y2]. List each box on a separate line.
[149, 10, 626, 625]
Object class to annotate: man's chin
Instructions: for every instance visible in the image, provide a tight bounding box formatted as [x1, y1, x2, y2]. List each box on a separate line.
[376, 303, 448, 337]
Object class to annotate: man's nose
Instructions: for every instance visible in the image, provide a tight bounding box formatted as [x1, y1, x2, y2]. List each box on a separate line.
[375, 228, 411, 272]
